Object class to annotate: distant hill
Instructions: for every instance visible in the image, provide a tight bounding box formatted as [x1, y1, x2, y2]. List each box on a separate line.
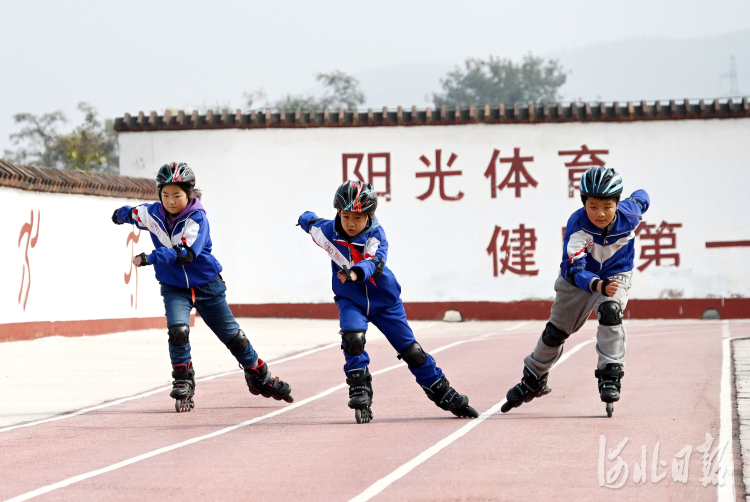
[353, 29, 749, 108]
[551, 29, 749, 101]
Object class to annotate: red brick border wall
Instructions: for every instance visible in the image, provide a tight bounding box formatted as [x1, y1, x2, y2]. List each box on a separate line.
[227, 298, 749, 321]
[0, 314, 195, 342]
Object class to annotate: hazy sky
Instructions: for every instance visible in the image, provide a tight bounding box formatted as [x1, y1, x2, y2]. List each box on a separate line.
[2, 0, 750, 153]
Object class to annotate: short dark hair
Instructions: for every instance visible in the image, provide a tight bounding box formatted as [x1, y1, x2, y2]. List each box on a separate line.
[581, 194, 620, 206]
[158, 182, 202, 201]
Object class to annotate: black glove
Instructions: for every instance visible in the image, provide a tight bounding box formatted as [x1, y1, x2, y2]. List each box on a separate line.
[112, 209, 123, 225]
[592, 278, 615, 296]
[341, 265, 354, 283]
[135, 253, 150, 267]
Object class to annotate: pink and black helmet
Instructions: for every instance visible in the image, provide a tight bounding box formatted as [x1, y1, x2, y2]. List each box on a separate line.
[333, 180, 378, 215]
[156, 162, 196, 191]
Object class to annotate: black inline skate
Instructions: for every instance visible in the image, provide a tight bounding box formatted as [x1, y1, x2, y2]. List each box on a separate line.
[346, 368, 374, 424]
[422, 377, 479, 418]
[170, 362, 195, 413]
[595, 363, 624, 418]
[243, 359, 294, 403]
[500, 365, 552, 413]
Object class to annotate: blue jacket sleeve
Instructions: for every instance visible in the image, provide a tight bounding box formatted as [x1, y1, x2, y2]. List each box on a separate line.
[146, 247, 178, 266]
[298, 211, 328, 234]
[351, 228, 389, 282]
[620, 190, 650, 228]
[148, 212, 211, 266]
[115, 204, 146, 230]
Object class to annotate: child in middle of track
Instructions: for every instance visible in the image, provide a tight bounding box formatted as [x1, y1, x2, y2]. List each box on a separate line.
[297, 180, 478, 424]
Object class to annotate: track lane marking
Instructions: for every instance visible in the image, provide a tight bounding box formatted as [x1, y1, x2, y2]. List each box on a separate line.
[0, 342, 339, 434]
[3, 336, 488, 502]
[348, 338, 595, 502]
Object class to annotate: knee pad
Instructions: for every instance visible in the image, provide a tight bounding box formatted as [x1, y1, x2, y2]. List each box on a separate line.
[597, 301, 623, 326]
[397, 341, 427, 367]
[168, 325, 190, 346]
[541, 322, 569, 348]
[226, 329, 249, 355]
[341, 331, 366, 356]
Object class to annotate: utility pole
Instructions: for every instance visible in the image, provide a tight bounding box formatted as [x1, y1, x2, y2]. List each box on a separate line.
[720, 55, 739, 97]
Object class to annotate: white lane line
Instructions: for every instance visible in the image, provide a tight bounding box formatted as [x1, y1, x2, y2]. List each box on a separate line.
[718, 323, 735, 502]
[3, 337, 479, 502]
[0, 342, 339, 434]
[504, 321, 529, 331]
[348, 338, 594, 502]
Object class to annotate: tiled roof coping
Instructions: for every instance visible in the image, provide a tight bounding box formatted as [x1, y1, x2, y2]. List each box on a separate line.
[0, 160, 157, 200]
[114, 97, 750, 132]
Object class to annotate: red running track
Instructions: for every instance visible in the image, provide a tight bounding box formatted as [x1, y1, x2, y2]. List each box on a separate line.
[0, 320, 747, 501]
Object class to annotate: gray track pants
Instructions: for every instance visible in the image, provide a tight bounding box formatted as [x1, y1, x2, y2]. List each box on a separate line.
[523, 271, 632, 375]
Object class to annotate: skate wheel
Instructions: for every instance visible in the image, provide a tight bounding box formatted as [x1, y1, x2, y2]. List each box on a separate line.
[248, 387, 260, 395]
[463, 406, 479, 419]
[355, 409, 363, 424]
[283, 395, 294, 403]
[500, 401, 514, 414]
[606, 402, 613, 418]
[175, 400, 182, 413]
[272, 395, 282, 401]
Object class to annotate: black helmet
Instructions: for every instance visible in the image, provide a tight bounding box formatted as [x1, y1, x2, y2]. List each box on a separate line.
[156, 162, 196, 191]
[333, 180, 378, 214]
[579, 166, 623, 200]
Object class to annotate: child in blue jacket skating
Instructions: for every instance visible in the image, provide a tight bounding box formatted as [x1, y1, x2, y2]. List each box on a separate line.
[112, 162, 293, 412]
[298, 180, 478, 423]
[500, 166, 649, 418]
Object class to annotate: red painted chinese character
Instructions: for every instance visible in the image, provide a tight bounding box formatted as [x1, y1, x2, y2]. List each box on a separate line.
[125, 227, 142, 309]
[18, 209, 40, 311]
[416, 149, 464, 201]
[487, 224, 539, 276]
[485, 148, 537, 198]
[635, 221, 682, 271]
[343, 153, 391, 201]
[558, 145, 609, 198]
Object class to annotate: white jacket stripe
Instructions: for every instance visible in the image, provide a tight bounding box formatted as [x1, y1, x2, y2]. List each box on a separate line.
[364, 237, 381, 258]
[566, 230, 591, 262]
[177, 217, 200, 247]
[134, 205, 171, 248]
[310, 226, 351, 268]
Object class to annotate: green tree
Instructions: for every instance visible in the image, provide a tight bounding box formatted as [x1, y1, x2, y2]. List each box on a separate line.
[3, 110, 69, 169]
[433, 54, 567, 107]
[243, 70, 366, 111]
[316, 70, 365, 109]
[3, 102, 119, 173]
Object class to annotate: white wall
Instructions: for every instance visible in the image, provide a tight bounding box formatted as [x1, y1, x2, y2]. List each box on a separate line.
[1, 188, 164, 324]
[118, 118, 750, 304]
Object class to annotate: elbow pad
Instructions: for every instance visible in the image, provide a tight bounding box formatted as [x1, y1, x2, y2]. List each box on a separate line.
[565, 261, 584, 286]
[173, 245, 196, 265]
[371, 256, 385, 278]
[625, 197, 647, 213]
[306, 217, 325, 232]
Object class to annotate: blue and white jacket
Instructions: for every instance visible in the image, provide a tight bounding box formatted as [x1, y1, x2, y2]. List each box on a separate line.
[561, 190, 650, 292]
[115, 199, 222, 289]
[298, 211, 401, 315]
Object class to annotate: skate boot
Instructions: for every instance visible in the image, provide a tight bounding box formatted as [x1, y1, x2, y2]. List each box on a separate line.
[500, 365, 552, 413]
[422, 377, 479, 418]
[346, 368, 374, 424]
[243, 359, 294, 403]
[595, 363, 624, 418]
[170, 362, 195, 413]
